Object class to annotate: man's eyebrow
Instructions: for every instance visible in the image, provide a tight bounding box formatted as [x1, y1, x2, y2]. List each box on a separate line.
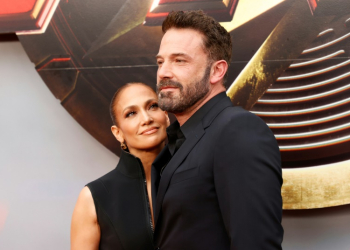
[155, 53, 191, 59]
[172, 53, 191, 59]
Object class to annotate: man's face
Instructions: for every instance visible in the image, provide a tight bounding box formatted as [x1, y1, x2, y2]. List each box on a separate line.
[156, 28, 211, 114]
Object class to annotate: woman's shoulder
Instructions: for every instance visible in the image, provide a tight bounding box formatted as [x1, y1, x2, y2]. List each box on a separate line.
[85, 167, 119, 196]
[87, 167, 118, 186]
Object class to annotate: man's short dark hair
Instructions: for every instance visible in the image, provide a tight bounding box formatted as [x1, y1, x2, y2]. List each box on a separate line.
[162, 10, 232, 79]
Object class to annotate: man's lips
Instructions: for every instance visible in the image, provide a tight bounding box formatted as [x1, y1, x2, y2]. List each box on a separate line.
[141, 127, 159, 135]
[159, 86, 178, 91]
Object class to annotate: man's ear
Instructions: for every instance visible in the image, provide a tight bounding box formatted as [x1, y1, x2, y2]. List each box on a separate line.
[164, 111, 171, 127]
[210, 60, 228, 85]
[111, 125, 124, 144]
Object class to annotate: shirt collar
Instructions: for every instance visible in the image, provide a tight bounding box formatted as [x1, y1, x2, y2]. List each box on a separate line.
[165, 92, 227, 155]
[117, 149, 143, 178]
[166, 120, 181, 155]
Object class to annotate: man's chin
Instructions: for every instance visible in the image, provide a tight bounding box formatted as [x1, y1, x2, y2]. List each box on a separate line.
[159, 99, 178, 112]
[159, 89, 178, 97]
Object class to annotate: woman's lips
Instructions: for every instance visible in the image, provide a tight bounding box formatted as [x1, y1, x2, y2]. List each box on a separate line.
[141, 127, 159, 135]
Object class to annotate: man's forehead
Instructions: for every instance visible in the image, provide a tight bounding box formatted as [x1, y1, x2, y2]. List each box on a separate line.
[158, 28, 206, 55]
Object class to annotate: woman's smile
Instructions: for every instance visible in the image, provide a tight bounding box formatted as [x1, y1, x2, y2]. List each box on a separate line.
[140, 126, 159, 135]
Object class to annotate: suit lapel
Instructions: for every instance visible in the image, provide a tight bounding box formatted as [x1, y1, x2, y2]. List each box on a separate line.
[154, 122, 205, 225]
[153, 96, 233, 226]
[151, 145, 171, 215]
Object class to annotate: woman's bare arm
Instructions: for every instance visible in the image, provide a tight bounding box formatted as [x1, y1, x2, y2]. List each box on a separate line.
[71, 186, 100, 250]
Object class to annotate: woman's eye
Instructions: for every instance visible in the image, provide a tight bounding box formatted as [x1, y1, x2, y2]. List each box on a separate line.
[150, 103, 159, 110]
[126, 111, 136, 118]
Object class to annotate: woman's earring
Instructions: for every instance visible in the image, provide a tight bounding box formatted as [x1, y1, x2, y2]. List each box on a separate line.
[121, 142, 128, 150]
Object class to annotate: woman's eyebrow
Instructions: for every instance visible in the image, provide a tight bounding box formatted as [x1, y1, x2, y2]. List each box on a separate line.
[122, 99, 157, 113]
[122, 105, 137, 113]
[145, 99, 157, 107]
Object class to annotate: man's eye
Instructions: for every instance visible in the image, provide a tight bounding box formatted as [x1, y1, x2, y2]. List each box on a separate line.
[157, 61, 163, 66]
[126, 111, 136, 117]
[176, 59, 185, 63]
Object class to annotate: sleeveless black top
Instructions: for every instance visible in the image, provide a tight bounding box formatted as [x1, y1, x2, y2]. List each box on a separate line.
[86, 150, 154, 250]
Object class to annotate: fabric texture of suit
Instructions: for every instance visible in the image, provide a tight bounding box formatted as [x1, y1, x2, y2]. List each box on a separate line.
[152, 93, 283, 250]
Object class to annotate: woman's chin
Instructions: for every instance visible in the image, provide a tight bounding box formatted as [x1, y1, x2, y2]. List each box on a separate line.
[135, 140, 165, 152]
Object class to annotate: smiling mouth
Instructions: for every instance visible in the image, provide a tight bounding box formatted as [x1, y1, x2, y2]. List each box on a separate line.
[141, 127, 159, 135]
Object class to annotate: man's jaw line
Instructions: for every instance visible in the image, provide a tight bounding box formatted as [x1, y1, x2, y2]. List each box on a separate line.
[174, 87, 226, 126]
[173, 91, 211, 126]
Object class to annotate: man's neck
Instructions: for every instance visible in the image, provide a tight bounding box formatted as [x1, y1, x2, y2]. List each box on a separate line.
[175, 88, 225, 126]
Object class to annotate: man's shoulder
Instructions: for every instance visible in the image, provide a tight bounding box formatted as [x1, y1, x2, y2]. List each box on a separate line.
[202, 96, 253, 127]
[206, 104, 273, 139]
[215, 105, 262, 124]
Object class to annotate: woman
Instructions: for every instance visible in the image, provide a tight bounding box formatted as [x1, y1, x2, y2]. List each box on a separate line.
[71, 82, 170, 250]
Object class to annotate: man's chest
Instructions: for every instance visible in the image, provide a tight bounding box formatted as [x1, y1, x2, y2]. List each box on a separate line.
[161, 141, 218, 211]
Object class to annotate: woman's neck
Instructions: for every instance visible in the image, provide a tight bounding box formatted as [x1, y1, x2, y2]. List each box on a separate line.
[129, 144, 164, 181]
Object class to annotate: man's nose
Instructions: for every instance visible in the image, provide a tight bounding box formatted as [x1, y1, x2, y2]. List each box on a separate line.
[157, 61, 173, 79]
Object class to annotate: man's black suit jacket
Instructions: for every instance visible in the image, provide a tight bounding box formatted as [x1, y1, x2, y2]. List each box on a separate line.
[152, 95, 284, 250]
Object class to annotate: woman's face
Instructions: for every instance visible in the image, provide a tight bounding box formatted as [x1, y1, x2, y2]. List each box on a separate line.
[111, 84, 170, 154]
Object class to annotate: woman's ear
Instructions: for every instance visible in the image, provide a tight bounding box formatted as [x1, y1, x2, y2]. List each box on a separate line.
[164, 111, 170, 127]
[111, 125, 124, 144]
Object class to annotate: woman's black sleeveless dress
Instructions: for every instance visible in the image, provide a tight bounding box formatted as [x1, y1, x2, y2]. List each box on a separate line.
[86, 150, 154, 250]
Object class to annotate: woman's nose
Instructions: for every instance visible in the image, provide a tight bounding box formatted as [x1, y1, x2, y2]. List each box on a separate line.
[141, 110, 153, 125]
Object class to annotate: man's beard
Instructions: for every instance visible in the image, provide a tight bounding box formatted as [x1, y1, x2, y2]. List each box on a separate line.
[157, 66, 211, 114]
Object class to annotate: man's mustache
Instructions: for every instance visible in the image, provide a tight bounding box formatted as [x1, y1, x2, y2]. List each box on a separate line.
[157, 79, 183, 94]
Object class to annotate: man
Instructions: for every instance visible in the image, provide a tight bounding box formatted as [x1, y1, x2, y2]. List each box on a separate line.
[152, 10, 283, 250]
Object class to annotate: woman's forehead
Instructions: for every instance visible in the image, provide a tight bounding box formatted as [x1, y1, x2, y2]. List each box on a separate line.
[116, 84, 157, 109]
